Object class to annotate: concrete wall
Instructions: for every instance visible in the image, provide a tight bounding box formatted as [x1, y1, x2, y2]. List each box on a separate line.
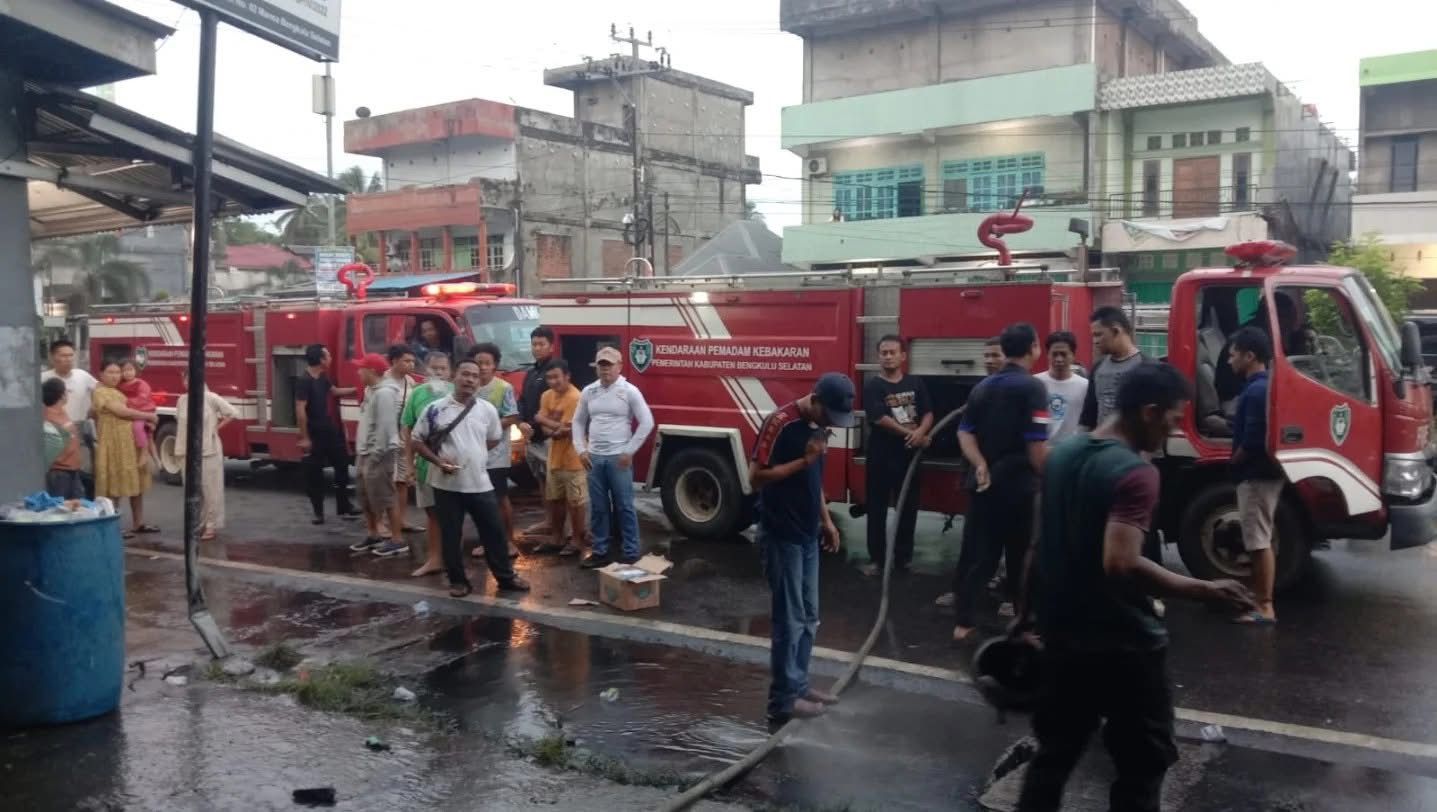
[1271, 90, 1353, 255]
[800, 0, 1183, 103]
[800, 116, 1087, 223]
[1361, 80, 1437, 135]
[380, 135, 517, 188]
[804, 0, 1096, 102]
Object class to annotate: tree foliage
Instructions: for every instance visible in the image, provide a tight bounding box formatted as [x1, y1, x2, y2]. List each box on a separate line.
[1328, 233, 1423, 322]
[276, 165, 383, 262]
[33, 234, 150, 312]
[1306, 234, 1424, 335]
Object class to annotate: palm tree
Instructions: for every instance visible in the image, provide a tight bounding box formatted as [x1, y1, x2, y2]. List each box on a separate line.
[33, 234, 150, 312]
[276, 165, 382, 250]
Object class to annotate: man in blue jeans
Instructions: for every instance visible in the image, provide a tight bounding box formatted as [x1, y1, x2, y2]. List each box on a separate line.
[574, 346, 655, 568]
[750, 372, 852, 729]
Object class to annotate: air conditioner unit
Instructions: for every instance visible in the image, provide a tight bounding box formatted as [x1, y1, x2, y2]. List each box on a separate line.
[806, 157, 829, 177]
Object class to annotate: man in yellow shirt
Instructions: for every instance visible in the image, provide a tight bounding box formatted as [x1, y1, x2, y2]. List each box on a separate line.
[534, 360, 588, 556]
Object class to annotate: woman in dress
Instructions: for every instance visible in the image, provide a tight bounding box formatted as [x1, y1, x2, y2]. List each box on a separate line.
[93, 360, 159, 536]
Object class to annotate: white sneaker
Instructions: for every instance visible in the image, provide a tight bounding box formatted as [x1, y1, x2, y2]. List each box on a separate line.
[934, 591, 956, 607]
[1153, 598, 1167, 618]
[998, 602, 1016, 618]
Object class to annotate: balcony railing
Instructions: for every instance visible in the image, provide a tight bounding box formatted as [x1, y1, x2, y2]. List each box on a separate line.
[1107, 185, 1259, 220]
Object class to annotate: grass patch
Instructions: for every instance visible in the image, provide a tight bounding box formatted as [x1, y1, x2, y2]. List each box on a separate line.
[254, 642, 304, 672]
[202, 660, 235, 684]
[261, 662, 439, 725]
[512, 734, 686, 789]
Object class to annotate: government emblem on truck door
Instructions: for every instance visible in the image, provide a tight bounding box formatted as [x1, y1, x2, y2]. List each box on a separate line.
[630, 338, 654, 374]
[1331, 403, 1351, 446]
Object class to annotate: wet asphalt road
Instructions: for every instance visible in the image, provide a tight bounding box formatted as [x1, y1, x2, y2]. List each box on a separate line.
[117, 465, 1437, 794]
[13, 561, 1437, 810]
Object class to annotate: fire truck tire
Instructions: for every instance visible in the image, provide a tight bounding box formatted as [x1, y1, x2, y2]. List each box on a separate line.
[1177, 484, 1310, 592]
[659, 447, 746, 541]
[152, 420, 183, 486]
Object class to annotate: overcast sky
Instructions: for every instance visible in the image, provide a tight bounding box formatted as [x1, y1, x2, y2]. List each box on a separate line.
[106, 0, 1432, 230]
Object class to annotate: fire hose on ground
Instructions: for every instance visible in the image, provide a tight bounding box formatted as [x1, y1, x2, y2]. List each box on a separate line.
[659, 407, 967, 811]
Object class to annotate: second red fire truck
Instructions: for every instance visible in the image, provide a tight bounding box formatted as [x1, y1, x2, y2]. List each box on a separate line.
[540, 239, 1437, 588]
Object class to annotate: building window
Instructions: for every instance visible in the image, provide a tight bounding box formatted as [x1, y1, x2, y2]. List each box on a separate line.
[1207, 130, 1222, 145]
[1162, 253, 1179, 270]
[942, 178, 967, 212]
[1141, 160, 1161, 217]
[487, 234, 505, 270]
[942, 153, 1044, 213]
[454, 236, 477, 269]
[1146, 135, 1162, 151]
[1138, 253, 1155, 270]
[1172, 133, 1187, 149]
[1235, 127, 1251, 143]
[833, 165, 924, 221]
[1233, 153, 1252, 210]
[1188, 131, 1204, 147]
[1392, 136, 1419, 193]
[452, 235, 507, 269]
[419, 238, 441, 271]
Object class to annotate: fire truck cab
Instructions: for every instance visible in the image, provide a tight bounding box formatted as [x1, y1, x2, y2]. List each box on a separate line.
[1156, 241, 1437, 588]
[89, 275, 538, 479]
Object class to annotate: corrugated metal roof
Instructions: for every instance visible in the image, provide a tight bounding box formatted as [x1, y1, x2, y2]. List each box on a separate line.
[16, 83, 346, 239]
[366, 271, 480, 291]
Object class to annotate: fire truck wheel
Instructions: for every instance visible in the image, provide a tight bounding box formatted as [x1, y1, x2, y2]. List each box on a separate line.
[659, 447, 745, 541]
[1177, 484, 1310, 592]
[152, 420, 183, 486]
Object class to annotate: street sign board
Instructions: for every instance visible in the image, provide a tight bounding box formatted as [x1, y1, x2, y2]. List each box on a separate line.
[175, 0, 341, 61]
[313, 246, 354, 296]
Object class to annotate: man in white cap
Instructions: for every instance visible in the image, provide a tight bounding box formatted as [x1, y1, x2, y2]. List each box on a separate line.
[573, 345, 654, 568]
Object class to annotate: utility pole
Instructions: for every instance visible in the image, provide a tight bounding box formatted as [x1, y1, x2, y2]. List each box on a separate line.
[313, 63, 337, 245]
[608, 25, 669, 263]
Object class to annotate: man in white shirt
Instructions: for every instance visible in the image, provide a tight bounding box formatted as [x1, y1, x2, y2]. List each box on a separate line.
[412, 357, 531, 597]
[41, 339, 98, 498]
[471, 341, 521, 559]
[1035, 331, 1089, 445]
[573, 346, 655, 568]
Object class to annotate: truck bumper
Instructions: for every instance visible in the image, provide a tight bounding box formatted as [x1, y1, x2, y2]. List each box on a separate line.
[1389, 488, 1437, 550]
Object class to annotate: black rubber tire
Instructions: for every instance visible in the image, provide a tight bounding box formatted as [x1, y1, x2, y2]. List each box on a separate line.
[152, 419, 182, 486]
[1176, 482, 1310, 592]
[659, 446, 745, 541]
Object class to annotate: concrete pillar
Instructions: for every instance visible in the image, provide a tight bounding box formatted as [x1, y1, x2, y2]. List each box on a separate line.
[409, 231, 420, 272]
[441, 225, 453, 271]
[0, 68, 43, 499]
[377, 232, 388, 275]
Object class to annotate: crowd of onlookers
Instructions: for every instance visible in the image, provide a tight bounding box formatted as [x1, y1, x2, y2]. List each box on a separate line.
[290, 326, 654, 598]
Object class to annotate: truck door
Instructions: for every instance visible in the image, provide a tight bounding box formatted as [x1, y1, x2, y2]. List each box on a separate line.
[1265, 279, 1384, 518]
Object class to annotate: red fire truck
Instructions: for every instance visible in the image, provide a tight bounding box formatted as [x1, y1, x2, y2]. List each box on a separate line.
[88, 275, 539, 481]
[540, 240, 1437, 588]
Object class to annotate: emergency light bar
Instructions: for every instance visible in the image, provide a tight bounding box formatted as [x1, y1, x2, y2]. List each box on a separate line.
[1225, 240, 1297, 267]
[421, 282, 517, 298]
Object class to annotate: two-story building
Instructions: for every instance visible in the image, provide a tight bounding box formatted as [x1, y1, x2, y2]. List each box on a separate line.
[1352, 49, 1437, 283]
[778, 0, 1352, 302]
[1098, 64, 1353, 302]
[778, 0, 1226, 268]
[344, 59, 760, 292]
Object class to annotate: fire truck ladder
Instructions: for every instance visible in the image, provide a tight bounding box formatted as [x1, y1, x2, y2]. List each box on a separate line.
[538, 261, 1081, 293]
[245, 315, 268, 427]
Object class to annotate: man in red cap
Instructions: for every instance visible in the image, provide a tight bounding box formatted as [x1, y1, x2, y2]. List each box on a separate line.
[351, 353, 401, 551]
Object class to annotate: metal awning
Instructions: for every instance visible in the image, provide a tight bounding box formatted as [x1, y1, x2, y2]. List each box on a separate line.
[2, 82, 347, 239]
[366, 270, 481, 292]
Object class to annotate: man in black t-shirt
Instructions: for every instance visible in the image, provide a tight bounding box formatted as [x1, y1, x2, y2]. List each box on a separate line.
[750, 372, 852, 729]
[1016, 364, 1253, 811]
[862, 335, 932, 575]
[296, 344, 358, 524]
[951, 323, 1049, 644]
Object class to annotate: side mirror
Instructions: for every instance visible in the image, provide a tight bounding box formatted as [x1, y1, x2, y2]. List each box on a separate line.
[452, 335, 475, 361]
[1400, 320, 1423, 372]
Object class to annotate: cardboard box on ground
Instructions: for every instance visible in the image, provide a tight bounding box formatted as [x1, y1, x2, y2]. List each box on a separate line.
[597, 555, 673, 611]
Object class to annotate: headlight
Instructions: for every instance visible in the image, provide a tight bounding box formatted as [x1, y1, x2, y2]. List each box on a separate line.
[1383, 456, 1433, 501]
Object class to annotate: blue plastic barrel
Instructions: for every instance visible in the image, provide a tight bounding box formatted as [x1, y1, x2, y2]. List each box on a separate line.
[0, 514, 124, 727]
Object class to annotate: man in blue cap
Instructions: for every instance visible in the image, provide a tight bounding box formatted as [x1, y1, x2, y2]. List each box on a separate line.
[749, 372, 853, 728]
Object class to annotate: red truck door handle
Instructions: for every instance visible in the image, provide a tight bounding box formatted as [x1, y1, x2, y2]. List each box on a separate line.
[1281, 426, 1304, 444]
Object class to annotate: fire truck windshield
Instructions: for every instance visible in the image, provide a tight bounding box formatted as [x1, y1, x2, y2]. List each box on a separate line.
[1342, 275, 1402, 373]
[465, 304, 542, 371]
